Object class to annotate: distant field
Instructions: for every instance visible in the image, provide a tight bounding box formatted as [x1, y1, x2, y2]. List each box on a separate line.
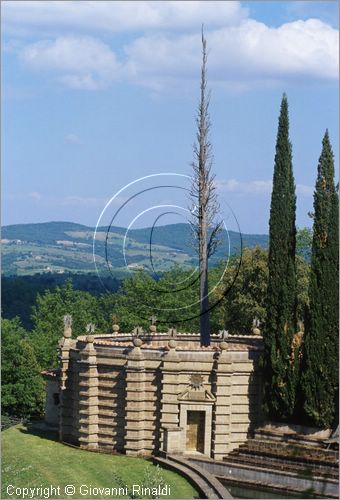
[2, 221, 268, 276]
[1, 425, 198, 499]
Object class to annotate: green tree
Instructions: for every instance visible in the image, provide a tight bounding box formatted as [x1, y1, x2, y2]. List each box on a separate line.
[113, 271, 161, 332]
[211, 247, 269, 334]
[113, 268, 199, 333]
[1, 318, 45, 417]
[296, 255, 310, 323]
[296, 227, 313, 262]
[30, 281, 113, 369]
[262, 94, 298, 421]
[301, 130, 339, 428]
[212, 247, 309, 336]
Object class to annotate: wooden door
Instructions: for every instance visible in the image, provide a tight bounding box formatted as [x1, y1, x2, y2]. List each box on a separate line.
[186, 411, 205, 453]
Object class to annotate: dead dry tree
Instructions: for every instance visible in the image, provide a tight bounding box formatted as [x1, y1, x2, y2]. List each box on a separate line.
[190, 29, 222, 347]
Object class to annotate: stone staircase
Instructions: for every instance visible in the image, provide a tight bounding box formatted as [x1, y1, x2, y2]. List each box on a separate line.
[225, 438, 338, 480]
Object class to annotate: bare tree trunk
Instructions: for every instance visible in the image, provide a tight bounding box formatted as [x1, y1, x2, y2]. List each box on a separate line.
[190, 29, 222, 347]
[199, 35, 210, 346]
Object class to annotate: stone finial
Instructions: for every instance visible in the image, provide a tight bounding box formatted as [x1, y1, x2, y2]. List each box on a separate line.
[168, 339, 177, 350]
[112, 314, 119, 333]
[63, 314, 72, 338]
[148, 314, 157, 332]
[86, 335, 94, 343]
[168, 327, 177, 338]
[133, 326, 143, 336]
[133, 337, 143, 348]
[252, 317, 261, 335]
[219, 329, 229, 340]
[86, 323, 96, 334]
[219, 341, 228, 351]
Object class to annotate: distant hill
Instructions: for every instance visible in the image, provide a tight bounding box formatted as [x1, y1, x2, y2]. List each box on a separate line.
[1, 221, 268, 276]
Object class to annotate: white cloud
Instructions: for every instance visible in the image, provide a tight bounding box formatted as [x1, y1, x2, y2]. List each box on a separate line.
[26, 191, 42, 201]
[216, 179, 272, 194]
[8, 2, 339, 91]
[65, 133, 82, 145]
[61, 195, 107, 207]
[59, 194, 130, 208]
[20, 36, 121, 89]
[5, 192, 119, 208]
[3, 1, 247, 34]
[6, 191, 42, 201]
[124, 18, 338, 88]
[217, 179, 313, 196]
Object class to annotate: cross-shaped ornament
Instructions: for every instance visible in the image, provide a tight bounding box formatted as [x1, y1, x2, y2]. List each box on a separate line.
[148, 314, 158, 325]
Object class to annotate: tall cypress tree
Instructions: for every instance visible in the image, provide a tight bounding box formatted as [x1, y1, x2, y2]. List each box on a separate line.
[263, 94, 298, 420]
[301, 130, 339, 428]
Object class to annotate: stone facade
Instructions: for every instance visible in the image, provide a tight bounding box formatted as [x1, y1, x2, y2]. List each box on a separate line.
[47, 330, 263, 460]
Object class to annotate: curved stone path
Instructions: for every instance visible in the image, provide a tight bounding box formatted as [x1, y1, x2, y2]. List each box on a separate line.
[152, 454, 233, 499]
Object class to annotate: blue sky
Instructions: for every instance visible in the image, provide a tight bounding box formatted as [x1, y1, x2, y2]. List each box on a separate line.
[2, 1, 338, 234]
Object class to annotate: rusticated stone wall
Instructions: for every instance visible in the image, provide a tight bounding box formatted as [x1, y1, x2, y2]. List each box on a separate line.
[54, 332, 263, 460]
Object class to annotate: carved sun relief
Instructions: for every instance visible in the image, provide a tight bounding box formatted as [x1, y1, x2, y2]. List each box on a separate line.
[189, 373, 204, 389]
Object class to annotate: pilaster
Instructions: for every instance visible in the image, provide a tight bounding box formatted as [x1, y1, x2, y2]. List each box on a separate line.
[78, 336, 99, 450]
[160, 340, 181, 453]
[124, 338, 147, 455]
[212, 342, 233, 459]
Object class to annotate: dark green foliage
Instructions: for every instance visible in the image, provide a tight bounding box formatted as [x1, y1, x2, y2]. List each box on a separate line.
[212, 247, 269, 334]
[1, 318, 45, 418]
[296, 227, 313, 262]
[296, 255, 310, 323]
[113, 268, 200, 333]
[29, 281, 115, 369]
[212, 247, 309, 336]
[2, 221, 90, 244]
[301, 130, 339, 428]
[1, 273, 121, 329]
[262, 94, 298, 420]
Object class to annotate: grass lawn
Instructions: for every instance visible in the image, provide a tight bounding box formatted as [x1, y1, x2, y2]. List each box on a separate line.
[1, 425, 199, 499]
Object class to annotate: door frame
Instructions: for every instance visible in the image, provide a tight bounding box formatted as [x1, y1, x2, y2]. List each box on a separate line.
[179, 402, 213, 456]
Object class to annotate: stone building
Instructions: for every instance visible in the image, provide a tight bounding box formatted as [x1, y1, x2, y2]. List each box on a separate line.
[44, 325, 263, 460]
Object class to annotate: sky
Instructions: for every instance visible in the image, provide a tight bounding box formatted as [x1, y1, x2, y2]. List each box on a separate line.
[2, 0, 339, 234]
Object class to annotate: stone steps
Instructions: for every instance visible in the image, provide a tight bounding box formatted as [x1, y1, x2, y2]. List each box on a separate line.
[232, 438, 339, 466]
[234, 438, 339, 465]
[224, 452, 338, 479]
[254, 426, 335, 448]
[225, 436, 339, 482]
